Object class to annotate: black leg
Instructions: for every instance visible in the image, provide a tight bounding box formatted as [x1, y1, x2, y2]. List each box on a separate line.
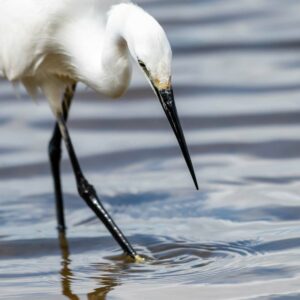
[56, 114, 141, 261]
[49, 84, 77, 232]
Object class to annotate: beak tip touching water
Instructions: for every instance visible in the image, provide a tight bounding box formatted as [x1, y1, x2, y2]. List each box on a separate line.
[156, 86, 199, 191]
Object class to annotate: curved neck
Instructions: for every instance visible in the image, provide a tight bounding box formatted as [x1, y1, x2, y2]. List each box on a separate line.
[77, 4, 146, 98]
[100, 32, 131, 98]
[100, 4, 149, 92]
[96, 4, 144, 98]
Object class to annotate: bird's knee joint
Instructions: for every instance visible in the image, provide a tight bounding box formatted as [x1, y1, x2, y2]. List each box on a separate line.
[77, 178, 95, 198]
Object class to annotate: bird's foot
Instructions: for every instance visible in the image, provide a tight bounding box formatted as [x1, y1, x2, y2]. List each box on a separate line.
[134, 254, 146, 263]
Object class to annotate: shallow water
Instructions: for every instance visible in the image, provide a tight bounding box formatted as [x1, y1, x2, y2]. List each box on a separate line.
[1, 0, 300, 299]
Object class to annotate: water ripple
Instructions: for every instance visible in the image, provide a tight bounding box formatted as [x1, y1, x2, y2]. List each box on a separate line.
[1, 0, 300, 298]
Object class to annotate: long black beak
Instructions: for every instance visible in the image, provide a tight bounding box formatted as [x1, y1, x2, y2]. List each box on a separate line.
[155, 86, 199, 190]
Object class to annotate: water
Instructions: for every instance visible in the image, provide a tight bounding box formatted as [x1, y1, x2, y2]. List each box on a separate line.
[1, 0, 300, 299]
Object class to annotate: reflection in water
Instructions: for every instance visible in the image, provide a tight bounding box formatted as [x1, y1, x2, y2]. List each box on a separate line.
[2, 0, 300, 298]
[58, 233, 119, 300]
[59, 233, 79, 300]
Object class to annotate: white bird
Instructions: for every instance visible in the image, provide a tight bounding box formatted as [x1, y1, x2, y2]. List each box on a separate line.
[0, 0, 198, 261]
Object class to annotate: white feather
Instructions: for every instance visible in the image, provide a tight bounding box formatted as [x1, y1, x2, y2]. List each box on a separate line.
[0, 0, 172, 114]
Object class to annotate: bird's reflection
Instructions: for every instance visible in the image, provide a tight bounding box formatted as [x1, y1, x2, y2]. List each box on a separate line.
[58, 232, 79, 300]
[58, 232, 120, 300]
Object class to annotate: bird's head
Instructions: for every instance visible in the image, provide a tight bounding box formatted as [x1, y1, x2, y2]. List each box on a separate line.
[126, 8, 198, 189]
[109, 3, 198, 189]
[123, 6, 172, 90]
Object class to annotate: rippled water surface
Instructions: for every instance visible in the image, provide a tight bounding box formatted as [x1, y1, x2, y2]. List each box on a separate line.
[1, 0, 300, 299]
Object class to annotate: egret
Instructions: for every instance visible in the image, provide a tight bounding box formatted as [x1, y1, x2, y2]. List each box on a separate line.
[0, 0, 198, 261]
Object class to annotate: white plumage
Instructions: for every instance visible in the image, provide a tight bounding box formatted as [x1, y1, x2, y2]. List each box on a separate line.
[0, 0, 197, 259]
[0, 0, 172, 114]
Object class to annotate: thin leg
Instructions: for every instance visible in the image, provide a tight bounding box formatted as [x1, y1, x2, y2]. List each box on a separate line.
[49, 84, 77, 231]
[56, 115, 140, 260]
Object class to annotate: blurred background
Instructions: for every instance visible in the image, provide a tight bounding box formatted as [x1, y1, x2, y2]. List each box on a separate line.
[1, 0, 300, 299]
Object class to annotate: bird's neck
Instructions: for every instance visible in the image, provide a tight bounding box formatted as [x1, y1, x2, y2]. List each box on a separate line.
[78, 4, 148, 98]
[96, 4, 148, 97]
[99, 12, 132, 98]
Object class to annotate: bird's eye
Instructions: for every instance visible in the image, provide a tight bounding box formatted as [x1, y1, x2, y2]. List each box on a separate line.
[138, 59, 146, 68]
[138, 59, 151, 78]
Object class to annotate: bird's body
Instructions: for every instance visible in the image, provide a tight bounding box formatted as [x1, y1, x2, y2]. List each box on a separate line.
[1, 0, 129, 111]
[0, 0, 170, 112]
[0, 0, 197, 260]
